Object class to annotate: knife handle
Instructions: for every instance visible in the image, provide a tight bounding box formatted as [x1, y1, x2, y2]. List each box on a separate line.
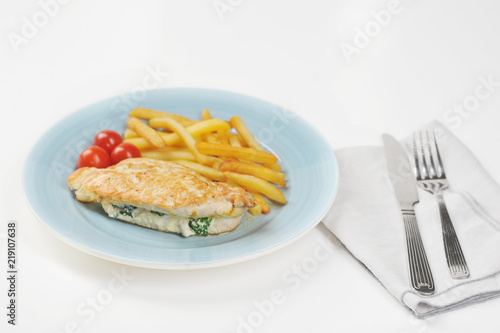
[402, 210, 435, 295]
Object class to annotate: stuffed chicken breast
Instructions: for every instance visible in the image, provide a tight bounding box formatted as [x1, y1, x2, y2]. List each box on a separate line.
[67, 158, 255, 237]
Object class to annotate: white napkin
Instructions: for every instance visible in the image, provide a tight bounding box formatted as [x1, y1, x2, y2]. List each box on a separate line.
[322, 120, 500, 318]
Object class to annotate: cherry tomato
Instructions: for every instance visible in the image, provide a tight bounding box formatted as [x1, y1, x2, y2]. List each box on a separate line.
[78, 146, 111, 169]
[110, 142, 141, 165]
[93, 130, 123, 154]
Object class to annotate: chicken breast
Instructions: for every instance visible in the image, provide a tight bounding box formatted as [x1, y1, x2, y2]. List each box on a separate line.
[67, 158, 255, 237]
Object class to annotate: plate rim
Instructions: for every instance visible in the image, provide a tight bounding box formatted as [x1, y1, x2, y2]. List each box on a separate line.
[22, 87, 339, 269]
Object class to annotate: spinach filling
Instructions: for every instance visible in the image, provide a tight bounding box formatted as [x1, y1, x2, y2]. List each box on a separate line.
[113, 205, 166, 218]
[112, 204, 212, 236]
[112, 204, 137, 218]
[188, 217, 213, 236]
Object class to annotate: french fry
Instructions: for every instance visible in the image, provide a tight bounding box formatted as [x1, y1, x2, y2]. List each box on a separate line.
[149, 118, 197, 128]
[174, 160, 226, 182]
[230, 115, 281, 171]
[224, 172, 286, 204]
[203, 133, 221, 144]
[248, 202, 262, 216]
[217, 128, 230, 145]
[154, 118, 230, 140]
[195, 142, 278, 165]
[140, 148, 196, 161]
[124, 128, 139, 139]
[219, 160, 286, 187]
[229, 134, 242, 147]
[251, 192, 270, 214]
[238, 134, 248, 147]
[130, 107, 194, 126]
[211, 158, 223, 170]
[264, 163, 282, 172]
[126, 117, 167, 148]
[157, 118, 210, 165]
[230, 116, 263, 150]
[125, 119, 231, 150]
[201, 109, 212, 120]
[124, 137, 157, 150]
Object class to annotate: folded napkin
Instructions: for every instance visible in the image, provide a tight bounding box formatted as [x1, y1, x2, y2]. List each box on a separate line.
[322, 120, 500, 318]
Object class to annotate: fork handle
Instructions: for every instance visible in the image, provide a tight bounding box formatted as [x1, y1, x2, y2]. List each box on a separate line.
[402, 210, 435, 295]
[437, 195, 470, 279]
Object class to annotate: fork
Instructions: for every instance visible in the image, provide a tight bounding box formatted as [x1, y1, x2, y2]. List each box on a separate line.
[413, 131, 470, 279]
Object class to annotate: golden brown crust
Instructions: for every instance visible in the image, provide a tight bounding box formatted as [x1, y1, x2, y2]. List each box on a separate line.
[67, 167, 98, 191]
[67, 158, 255, 215]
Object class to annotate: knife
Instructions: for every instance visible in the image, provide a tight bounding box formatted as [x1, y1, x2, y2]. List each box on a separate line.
[383, 134, 435, 295]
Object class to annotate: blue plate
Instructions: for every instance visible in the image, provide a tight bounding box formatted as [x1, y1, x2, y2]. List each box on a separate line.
[22, 88, 338, 269]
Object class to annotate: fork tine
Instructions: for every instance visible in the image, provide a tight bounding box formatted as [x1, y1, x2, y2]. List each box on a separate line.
[419, 132, 429, 179]
[426, 131, 438, 178]
[431, 130, 446, 178]
[413, 132, 422, 180]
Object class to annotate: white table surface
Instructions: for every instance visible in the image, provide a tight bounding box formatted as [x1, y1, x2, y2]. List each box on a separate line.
[2, 1, 500, 332]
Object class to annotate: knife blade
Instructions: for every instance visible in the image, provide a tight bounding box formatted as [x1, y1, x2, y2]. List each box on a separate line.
[383, 134, 435, 295]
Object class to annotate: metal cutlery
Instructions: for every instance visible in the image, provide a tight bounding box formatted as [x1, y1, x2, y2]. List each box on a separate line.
[383, 134, 435, 295]
[413, 131, 470, 279]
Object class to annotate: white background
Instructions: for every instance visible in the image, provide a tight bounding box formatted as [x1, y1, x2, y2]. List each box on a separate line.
[1, 0, 500, 332]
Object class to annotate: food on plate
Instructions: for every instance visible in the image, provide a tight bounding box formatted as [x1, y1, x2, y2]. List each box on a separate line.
[67, 158, 256, 237]
[174, 160, 225, 182]
[77, 131, 142, 169]
[140, 147, 196, 162]
[224, 171, 287, 204]
[247, 201, 262, 216]
[126, 116, 167, 148]
[248, 192, 270, 216]
[123, 128, 139, 139]
[195, 142, 278, 165]
[110, 142, 141, 165]
[230, 116, 281, 172]
[229, 133, 244, 147]
[252, 192, 270, 214]
[154, 117, 210, 165]
[77, 146, 111, 169]
[230, 116, 262, 151]
[201, 108, 212, 120]
[125, 118, 230, 150]
[72, 107, 286, 225]
[219, 160, 286, 187]
[93, 130, 123, 154]
[217, 128, 230, 145]
[130, 107, 195, 126]
[122, 108, 287, 216]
